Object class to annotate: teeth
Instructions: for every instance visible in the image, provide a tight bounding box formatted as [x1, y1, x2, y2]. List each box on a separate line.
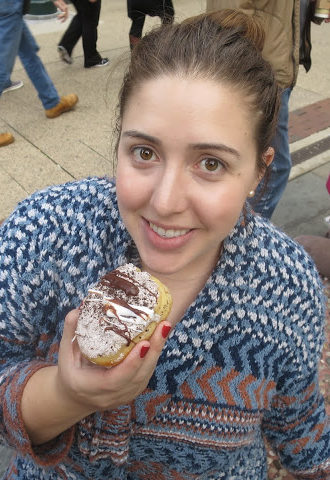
[149, 222, 189, 238]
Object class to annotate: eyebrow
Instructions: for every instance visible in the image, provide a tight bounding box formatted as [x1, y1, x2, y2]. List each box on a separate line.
[122, 130, 241, 159]
[122, 130, 161, 146]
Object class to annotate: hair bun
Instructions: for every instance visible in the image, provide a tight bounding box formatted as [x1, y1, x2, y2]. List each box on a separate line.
[187, 9, 265, 53]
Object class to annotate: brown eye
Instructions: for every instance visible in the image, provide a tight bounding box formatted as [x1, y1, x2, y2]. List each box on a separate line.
[201, 158, 221, 172]
[139, 148, 154, 161]
[131, 146, 157, 163]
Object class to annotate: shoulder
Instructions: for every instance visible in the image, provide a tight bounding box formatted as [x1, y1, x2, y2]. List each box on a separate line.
[15, 176, 115, 214]
[0, 177, 123, 270]
[243, 213, 321, 280]
[1, 177, 117, 232]
[222, 213, 326, 362]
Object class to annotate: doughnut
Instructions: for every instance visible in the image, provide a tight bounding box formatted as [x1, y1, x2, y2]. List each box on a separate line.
[75, 264, 172, 366]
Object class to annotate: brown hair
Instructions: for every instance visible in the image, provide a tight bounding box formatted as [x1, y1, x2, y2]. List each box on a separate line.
[115, 9, 280, 175]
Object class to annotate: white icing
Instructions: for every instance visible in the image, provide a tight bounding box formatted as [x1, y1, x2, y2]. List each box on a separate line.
[76, 300, 159, 359]
[75, 264, 160, 362]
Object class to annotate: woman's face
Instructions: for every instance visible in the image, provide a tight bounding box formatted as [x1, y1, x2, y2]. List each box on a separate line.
[116, 76, 265, 280]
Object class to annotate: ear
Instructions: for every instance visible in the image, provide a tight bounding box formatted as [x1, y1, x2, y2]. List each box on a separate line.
[249, 147, 275, 196]
[257, 146, 274, 182]
[262, 147, 274, 168]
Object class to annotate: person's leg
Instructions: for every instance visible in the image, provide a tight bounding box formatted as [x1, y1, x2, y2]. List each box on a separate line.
[2, 72, 13, 90]
[252, 87, 292, 219]
[159, 0, 174, 24]
[18, 21, 60, 109]
[79, 0, 103, 67]
[0, 0, 24, 145]
[58, 0, 81, 57]
[0, 0, 23, 95]
[129, 14, 145, 49]
[129, 13, 146, 38]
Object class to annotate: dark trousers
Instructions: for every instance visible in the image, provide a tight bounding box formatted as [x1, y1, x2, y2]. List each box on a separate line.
[127, 0, 174, 38]
[59, 0, 101, 67]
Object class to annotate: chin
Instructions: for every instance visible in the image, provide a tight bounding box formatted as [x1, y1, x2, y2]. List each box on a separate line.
[140, 255, 184, 277]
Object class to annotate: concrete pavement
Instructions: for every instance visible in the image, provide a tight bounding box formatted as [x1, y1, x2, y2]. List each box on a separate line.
[0, 0, 329, 474]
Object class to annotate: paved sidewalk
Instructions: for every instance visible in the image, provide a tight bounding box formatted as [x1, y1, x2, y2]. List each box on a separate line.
[0, 0, 329, 474]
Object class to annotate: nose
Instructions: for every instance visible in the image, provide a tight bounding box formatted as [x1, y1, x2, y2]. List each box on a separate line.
[150, 166, 188, 217]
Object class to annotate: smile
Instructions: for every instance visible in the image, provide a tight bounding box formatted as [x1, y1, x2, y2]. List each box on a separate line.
[149, 222, 190, 238]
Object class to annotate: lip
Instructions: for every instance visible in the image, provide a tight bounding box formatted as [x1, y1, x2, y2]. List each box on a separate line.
[141, 217, 194, 250]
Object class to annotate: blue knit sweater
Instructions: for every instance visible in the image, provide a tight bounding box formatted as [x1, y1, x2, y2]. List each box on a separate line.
[0, 177, 329, 480]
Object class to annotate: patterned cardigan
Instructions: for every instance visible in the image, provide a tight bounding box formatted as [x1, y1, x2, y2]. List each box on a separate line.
[0, 177, 329, 480]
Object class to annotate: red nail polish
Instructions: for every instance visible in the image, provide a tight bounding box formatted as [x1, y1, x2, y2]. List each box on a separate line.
[162, 325, 171, 338]
[140, 346, 150, 358]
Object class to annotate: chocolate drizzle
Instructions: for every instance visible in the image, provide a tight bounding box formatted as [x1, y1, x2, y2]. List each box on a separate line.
[99, 297, 151, 345]
[76, 264, 159, 361]
[102, 270, 139, 296]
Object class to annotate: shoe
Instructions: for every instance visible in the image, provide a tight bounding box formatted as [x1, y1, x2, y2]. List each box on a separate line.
[85, 58, 109, 68]
[129, 35, 141, 51]
[58, 45, 73, 64]
[2, 80, 24, 94]
[45, 94, 78, 119]
[0, 132, 14, 147]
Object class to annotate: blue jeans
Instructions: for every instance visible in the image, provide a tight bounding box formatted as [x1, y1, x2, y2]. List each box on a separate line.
[252, 88, 292, 219]
[0, 0, 60, 109]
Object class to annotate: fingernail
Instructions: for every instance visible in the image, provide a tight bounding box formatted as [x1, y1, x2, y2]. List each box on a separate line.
[140, 346, 150, 358]
[161, 325, 171, 339]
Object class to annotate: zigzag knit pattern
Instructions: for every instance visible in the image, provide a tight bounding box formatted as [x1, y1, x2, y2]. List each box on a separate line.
[0, 177, 329, 480]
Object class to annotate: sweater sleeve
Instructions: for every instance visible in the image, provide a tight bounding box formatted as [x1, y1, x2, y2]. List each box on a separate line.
[0, 199, 75, 466]
[262, 275, 330, 479]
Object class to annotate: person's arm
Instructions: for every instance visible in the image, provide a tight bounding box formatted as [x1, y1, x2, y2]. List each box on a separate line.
[0, 182, 171, 465]
[53, 0, 69, 21]
[21, 309, 171, 446]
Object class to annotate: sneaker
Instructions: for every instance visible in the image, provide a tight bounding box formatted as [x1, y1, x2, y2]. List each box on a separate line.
[2, 80, 24, 94]
[85, 58, 109, 68]
[45, 94, 78, 119]
[58, 45, 73, 64]
[0, 132, 14, 147]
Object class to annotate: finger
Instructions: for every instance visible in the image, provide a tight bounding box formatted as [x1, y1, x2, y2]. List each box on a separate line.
[143, 321, 172, 361]
[104, 321, 172, 378]
[59, 309, 80, 364]
[123, 321, 172, 376]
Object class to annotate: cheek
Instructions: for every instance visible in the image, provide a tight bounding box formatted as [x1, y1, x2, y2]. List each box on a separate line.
[116, 167, 148, 214]
[195, 185, 247, 229]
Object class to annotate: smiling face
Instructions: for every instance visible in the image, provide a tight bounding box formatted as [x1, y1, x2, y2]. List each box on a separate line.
[116, 76, 267, 281]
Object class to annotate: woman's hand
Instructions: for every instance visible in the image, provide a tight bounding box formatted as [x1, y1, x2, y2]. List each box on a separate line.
[56, 309, 172, 412]
[21, 309, 171, 446]
[53, 0, 69, 22]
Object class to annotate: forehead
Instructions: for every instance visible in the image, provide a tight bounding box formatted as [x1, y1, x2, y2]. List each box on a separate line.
[121, 76, 257, 152]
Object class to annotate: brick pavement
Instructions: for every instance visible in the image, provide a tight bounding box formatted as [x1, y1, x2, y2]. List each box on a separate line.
[289, 97, 330, 143]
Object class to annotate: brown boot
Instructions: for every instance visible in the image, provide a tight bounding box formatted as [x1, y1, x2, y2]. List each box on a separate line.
[129, 35, 141, 51]
[45, 94, 78, 119]
[0, 132, 14, 147]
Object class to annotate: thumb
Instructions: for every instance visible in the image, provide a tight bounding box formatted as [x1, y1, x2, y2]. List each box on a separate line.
[59, 308, 80, 362]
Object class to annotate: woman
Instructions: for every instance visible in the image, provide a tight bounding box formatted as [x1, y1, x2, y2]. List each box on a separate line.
[0, 10, 328, 480]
